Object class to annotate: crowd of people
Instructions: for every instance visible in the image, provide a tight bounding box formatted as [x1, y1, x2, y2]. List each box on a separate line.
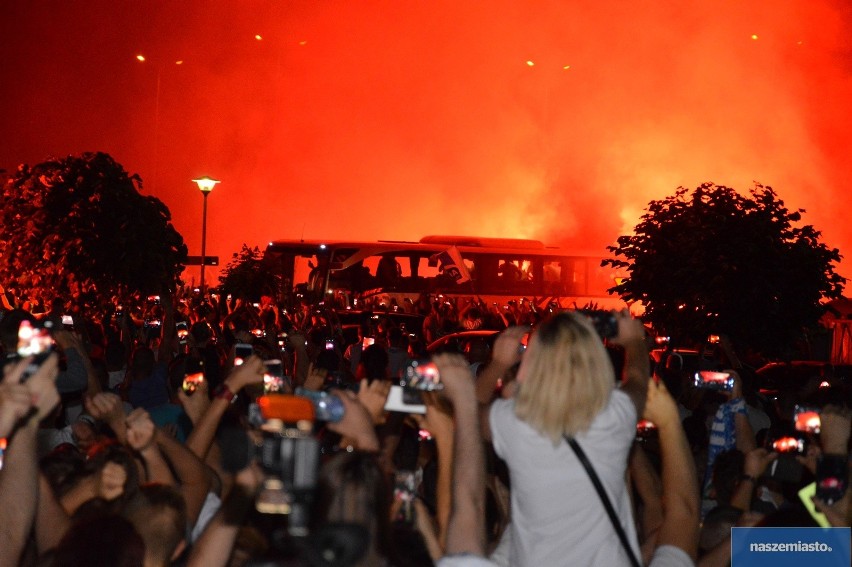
[0, 286, 849, 566]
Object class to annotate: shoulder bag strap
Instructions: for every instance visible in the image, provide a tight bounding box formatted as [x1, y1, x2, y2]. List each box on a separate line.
[566, 436, 642, 567]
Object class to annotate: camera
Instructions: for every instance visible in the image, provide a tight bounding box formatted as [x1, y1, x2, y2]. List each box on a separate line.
[579, 310, 618, 339]
[222, 395, 322, 536]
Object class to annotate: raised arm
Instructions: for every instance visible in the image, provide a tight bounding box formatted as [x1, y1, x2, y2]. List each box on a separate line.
[477, 326, 526, 442]
[643, 380, 699, 562]
[0, 354, 60, 566]
[185, 356, 264, 460]
[155, 427, 214, 529]
[609, 312, 650, 417]
[433, 353, 487, 556]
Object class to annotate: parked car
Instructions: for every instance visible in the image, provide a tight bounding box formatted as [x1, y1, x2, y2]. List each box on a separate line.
[427, 330, 500, 365]
[754, 361, 852, 397]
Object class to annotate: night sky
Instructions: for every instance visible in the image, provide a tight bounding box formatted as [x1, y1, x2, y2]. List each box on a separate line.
[2, 1, 851, 284]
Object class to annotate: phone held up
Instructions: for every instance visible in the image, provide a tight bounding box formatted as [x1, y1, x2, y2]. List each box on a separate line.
[182, 358, 205, 396]
[234, 343, 253, 366]
[793, 405, 821, 435]
[692, 370, 734, 392]
[17, 320, 54, 382]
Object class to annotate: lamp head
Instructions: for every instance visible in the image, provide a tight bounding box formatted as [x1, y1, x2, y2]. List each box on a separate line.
[193, 176, 220, 194]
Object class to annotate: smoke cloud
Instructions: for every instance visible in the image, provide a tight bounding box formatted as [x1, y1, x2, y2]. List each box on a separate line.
[1, 1, 851, 282]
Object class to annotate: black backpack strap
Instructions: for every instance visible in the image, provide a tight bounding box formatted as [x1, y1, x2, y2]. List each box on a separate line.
[566, 436, 642, 567]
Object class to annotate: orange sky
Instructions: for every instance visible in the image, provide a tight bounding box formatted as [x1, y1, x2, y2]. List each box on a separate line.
[2, 1, 851, 286]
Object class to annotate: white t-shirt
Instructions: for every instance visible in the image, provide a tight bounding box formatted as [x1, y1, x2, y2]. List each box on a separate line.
[440, 545, 693, 567]
[489, 389, 640, 567]
[649, 545, 695, 567]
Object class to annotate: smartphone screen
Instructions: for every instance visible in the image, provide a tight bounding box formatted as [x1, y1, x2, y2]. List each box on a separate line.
[693, 370, 733, 391]
[264, 359, 286, 394]
[636, 419, 657, 439]
[182, 372, 204, 395]
[402, 360, 443, 391]
[234, 343, 253, 366]
[816, 454, 848, 506]
[794, 405, 821, 434]
[17, 320, 54, 381]
[771, 436, 805, 454]
[176, 321, 189, 341]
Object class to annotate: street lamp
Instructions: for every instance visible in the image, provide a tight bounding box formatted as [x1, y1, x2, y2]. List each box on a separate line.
[192, 176, 220, 292]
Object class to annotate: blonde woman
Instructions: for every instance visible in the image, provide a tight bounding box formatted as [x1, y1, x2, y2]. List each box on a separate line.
[481, 311, 650, 566]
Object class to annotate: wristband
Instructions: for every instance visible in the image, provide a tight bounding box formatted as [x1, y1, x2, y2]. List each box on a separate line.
[213, 383, 239, 403]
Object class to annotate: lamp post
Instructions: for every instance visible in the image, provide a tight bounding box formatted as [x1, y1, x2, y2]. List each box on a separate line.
[192, 176, 220, 292]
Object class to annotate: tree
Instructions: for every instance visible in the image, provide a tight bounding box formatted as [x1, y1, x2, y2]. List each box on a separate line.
[0, 152, 187, 305]
[603, 182, 845, 358]
[217, 244, 281, 302]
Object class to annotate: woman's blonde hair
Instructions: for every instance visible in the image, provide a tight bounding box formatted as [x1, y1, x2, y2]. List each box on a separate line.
[514, 311, 615, 443]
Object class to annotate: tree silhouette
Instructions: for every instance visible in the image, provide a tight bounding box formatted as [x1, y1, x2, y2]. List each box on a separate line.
[0, 152, 187, 305]
[217, 244, 281, 302]
[604, 182, 845, 358]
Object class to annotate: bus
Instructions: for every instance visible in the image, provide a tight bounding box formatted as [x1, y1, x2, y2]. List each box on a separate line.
[264, 235, 627, 311]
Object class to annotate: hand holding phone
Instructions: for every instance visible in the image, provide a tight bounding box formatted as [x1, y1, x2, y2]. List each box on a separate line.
[383, 385, 426, 414]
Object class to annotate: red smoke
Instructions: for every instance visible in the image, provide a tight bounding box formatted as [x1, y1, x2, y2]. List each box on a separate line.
[1, 1, 851, 284]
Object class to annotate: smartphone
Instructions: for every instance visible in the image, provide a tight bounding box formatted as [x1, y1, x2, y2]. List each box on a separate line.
[182, 371, 204, 395]
[144, 318, 162, 340]
[771, 436, 805, 454]
[393, 469, 423, 523]
[816, 454, 848, 506]
[362, 337, 375, 349]
[384, 385, 427, 414]
[61, 315, 74, 330]
[176, 321, 189, 341]
[519, 331, 530, 354]
[234, 343, 253, 366]
[636, 419, 657, 439]
[17, 320, 54, 381]
[693, 370, 734, 391]
[294, 387, 345, 422]
[182, 358, 205, 395]
[401, 360, 443, 392]
[793, 405, 821, 435]
[325, 339, 335, 351]
[264, 359, 287, 394]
